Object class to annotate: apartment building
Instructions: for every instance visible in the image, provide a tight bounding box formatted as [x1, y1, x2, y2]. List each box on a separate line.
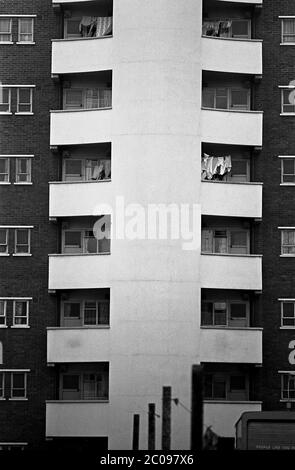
[0, 0, 294, 452]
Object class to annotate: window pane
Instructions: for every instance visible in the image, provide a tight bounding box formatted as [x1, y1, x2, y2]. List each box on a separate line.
[0, 159, 8, 174]
[283, 175, 295, 183]
[204, 375, 213, 398]
[214, 377, 226, 399]
[98, 303, 110, 324]
[15, 301, 27, 316]
[64, 231, 81, 247]
[230, 303, 247, 319]
[230, 376, 246, 391]
[232, 20, 249, 38]
[64, 90, 83, 109]
[0, 229, 7, 244]
[19, 19, 32, 34]
[66, 19, 81, 36]
[216, 88, 228, 109]
[214, 302, 227, 325]
[231, 231, 247, 247]
[232, 160, 248, 176]
[64, 303, 80, 318]
[0, 19, 11, 33]
[0, 301, 5, 316]
[283, 159, 295, 174]
[19, 88, 31, 104]
[231, 89, 249, 109]
[16, 230, 28, 245]
[202, 89, 215, 108]
[201, 302, 213, 325]
[13, 373, 25, 389]
[65, 160, 82, 176]
[84, 302, 97, 325]
[283, 302, 295, 317]
[283, 19, 295, 42]
[0, 88, 10, 112]
[63, 375, 79, 390]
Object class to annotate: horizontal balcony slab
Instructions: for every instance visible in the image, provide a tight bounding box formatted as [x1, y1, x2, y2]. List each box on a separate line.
[202, 36, 262, 75]
[46, 401, 110, 437]
[52, 37, 113, 75]
[200, 327, 263, 364]
[50, 109, 112, 146]
[200, 254, 262, 290]
[201, 181, 263, 218]
[201, 108, 263, 147]
[203, 401, 262, 438]
[217, 0, 262, 4]
[47, 328, 111, 363]
[49, 181, 113, 218]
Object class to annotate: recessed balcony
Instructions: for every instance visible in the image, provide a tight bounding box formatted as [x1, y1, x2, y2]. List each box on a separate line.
[200, 327, 263, 364]
[47, 328, 111, 363]
[200, 254, 262, 290]
[201, 181, 263, 218]
[203, 401, 262, 438]
[201, 36, 262, 75]
[201, 108, 263, 146]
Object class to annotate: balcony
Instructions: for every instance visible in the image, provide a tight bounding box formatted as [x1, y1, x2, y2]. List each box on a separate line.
[47, 328, 111, 363]
[200, 254, 262, 290]
[201, 108, 263, 146]
[200, 327, 262, 364]
[46, 401, 110, 437]
[52, 37, 113, 76]
[201, 36, 262, 75]
[49, 181, 112, 218]
[203, 401, 262, 438]
[201, 181, 263, 218]
[50, 108, 112, 146]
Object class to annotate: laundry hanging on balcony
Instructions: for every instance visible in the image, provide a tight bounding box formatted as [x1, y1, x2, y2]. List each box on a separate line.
[202, 20, 232, 37]
[201, 153, 232, 180]
[79, 16, 113, 38]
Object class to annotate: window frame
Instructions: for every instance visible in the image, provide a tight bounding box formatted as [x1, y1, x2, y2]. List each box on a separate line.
[281, 158, 295, 184]
[0, 229, 8, 255]
[10, 372, 27, 399]
[281, 373, 295, 401]
[0, 372, 4, 398]
[0, 87, 11, 114]
[202, 87, 251, 111]
[15, 158, 32, 183]
[281, 87, 295, 115]
[281, 301, 295, 327]
[12, 300, 29, 327]
[204, 372, 249, 401]
[17, 17, 34, 43]
[281, 18, 295, 45]
[201, 299, 249, 327]
[0, 158, 10, 183]
[61, 299, 110, 327]
[281, 229, 295, 256]
[0, 301, 7, 327]
[14, 228, 31, 255]
[201, 228, 250, 254]
[16, 87, 33, 114]
[0, 18, 12, 43]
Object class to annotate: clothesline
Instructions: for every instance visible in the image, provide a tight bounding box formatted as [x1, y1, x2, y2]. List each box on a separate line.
[201, 153, 232, 181]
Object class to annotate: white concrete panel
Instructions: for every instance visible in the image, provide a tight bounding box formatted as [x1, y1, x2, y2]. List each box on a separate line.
[202, 37, 263, 75]
[201, 181, 263, 219]
[52, 38, 114, 75]
[203, 401, 262, 438]
[200, 328, 263, 364]
[200, 254, 262, 290]
[201, 109, 263, 146]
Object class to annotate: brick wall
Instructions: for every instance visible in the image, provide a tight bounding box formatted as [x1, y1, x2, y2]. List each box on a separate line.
[0, 0, 60, 449]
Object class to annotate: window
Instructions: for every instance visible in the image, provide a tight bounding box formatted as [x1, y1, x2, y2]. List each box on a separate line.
[0, 301, 7, 326]
[0, 229, 8, 254]
[281, 159, 295, 184]
[63, 220, 111, 255]
[63, 88, 112, 111]
[281, 18, 295, 44]
[281, 88, 295, 114]
[0, 88, 11, 113]
[64, 18, 82, 38]
[16, 158, 31, 183]
[61, 366, 109, 400]
[0, 372, 4, 398]
[64, 159, 83, 181]
[204, 373, 248, 401]
[0, 159, 9, 182]
[201, 300, 249, 327]
[64, 231, 82, 253]
[13, 300, 29, 326]
[281, 230, 295, 255]
[281, 373, 295, 400]
[202, 19, 250, 39]
[84, 301, 110, 326]
[18, 18, 34, 43]
[0, 18, 12, 42]
[226, 159, 250, 182]
[202, 87, 250, 111]
[11, 372, 27, 399]
[63, 158, 111, 182]
[17, 88, 33, 113]
[281, 301, 295, 327]
[201, 228, 249, 254]
[14, 229, 30, 254]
